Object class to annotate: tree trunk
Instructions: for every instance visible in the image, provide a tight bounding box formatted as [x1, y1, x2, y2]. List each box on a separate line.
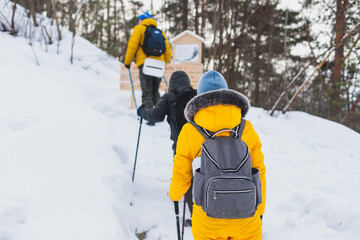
[11, 0, 17, 35]
[253, 34, 261, 105]
[253, 13, 263, 105]
[113, 0, 118, 56]
[69, 0, 76, 64]
[107, 0, 111, 49]
[51, 0, 61, 40]
[217, 0, 224, 71]
[69, 0, 75, 33]
[99, 16, 104, 48]
[224, 0, 235, 86]
[207, 1, 219, 70]
[200, 0, 207, 37]
[330, 0, 348, 118]
[119, 0, 129, 41]
[194, 0, 199, 34]
[181, 0, 188, 31]
[266, 8, 274, 109]
[331, 0, 347, 82]
[27, 0, 38, 27]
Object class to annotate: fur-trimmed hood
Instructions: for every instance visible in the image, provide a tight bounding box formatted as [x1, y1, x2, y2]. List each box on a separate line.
[185, 89, 250, 122]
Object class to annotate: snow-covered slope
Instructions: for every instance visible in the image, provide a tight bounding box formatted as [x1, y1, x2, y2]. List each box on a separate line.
[1, 18, 360, 240]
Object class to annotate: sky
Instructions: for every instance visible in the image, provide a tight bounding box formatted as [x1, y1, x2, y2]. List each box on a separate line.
[1, 1, 360, 239]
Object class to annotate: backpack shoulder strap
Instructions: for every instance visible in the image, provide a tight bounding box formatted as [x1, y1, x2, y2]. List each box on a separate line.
[141, 25, 156, 49]
[234, 119, 246, 138]
[189, 121, 212, 139]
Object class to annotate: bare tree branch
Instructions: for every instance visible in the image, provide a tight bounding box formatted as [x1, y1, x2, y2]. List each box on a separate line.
[0, 10, 11, 32]
[11, 0, 17, 35]
[70, 0, 89, 64]
[270, 20, 360, 115]
[282, 22, 360, 113]
[42, 25, 52, 44]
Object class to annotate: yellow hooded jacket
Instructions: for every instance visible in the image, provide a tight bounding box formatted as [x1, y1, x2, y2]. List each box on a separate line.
[169, 89, 266, 240]
[124, 18, 172, 67]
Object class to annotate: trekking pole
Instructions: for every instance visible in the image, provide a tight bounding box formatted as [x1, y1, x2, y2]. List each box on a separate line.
[174, 201, 181, 240]
[181, 195, 186, 240]
[131, 116, 143, 183]
[128, 68, 138, 110]
[162, 75, 168, 88]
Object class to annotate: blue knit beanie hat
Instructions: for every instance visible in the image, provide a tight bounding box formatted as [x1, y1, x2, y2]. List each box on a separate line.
[138, 12, 152, 20]
[197, 70, 228, 94]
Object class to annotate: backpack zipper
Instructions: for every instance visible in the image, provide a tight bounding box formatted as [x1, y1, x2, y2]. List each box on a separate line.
[214, 189, 252, 200]
[206, 177, 253, 208]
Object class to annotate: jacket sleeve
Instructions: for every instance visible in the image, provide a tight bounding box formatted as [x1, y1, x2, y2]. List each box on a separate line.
[246, 121, 266, 216]
[124, 26, 142, 65]
[169, 123, 202, 201]
[162, 32, 172, 64]
[142, 95, 169, 123]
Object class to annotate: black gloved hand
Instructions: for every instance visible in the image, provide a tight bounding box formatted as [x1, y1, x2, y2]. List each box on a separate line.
[124, 64, 130, 69]
[137, 104, 146, 117]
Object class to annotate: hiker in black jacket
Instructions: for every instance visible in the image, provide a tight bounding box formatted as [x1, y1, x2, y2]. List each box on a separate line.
[137, 71, 197, 153]
[137, 70, 197, 219]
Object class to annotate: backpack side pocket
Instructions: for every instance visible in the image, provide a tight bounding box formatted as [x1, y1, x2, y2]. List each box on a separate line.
[252, 168, 262, 207]
[194, 168, 206, 207]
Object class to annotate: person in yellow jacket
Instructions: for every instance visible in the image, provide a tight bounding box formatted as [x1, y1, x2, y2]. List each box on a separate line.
[124, 12, 172, 112]
[168, 70, 266, 240]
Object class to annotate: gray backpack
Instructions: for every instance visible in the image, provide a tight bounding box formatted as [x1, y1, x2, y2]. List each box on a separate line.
[190, 119, 262, 219]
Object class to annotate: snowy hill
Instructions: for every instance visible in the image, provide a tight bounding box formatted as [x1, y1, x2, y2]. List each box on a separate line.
[1, 23, 360, 240]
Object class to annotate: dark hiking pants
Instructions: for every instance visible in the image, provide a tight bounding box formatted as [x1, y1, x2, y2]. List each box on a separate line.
[139, 65, 161, 108]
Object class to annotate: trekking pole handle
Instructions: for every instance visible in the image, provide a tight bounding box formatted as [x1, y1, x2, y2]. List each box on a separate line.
[174, 201, 181, 240]
[174, 201, 179, 214]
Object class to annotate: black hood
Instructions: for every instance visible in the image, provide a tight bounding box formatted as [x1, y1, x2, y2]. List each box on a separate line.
[169, 71, 192, 94]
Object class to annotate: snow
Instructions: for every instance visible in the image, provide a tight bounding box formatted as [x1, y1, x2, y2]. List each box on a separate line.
[1, 6, 360, 240]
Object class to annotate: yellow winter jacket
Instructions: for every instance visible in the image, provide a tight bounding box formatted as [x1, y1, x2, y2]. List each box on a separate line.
[124, 18, 172, 67]
[169, 89, 266, 240]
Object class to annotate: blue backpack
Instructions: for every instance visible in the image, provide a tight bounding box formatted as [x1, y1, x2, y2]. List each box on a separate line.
[142, 25, 166, 57]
